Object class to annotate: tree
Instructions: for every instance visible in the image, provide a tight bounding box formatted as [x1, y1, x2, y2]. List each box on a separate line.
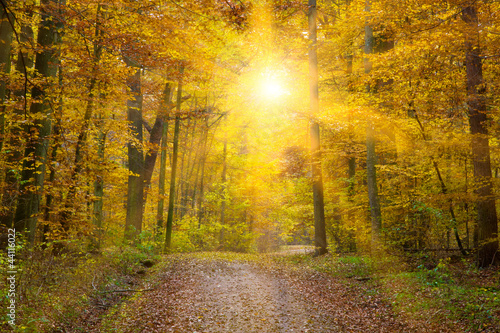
[0, 0, 14, 235]
[164, 67, 184, 251]
[364, 0, 383, 249]
[462, 5, 498, 267]
[124, 65, 144, 240]
[14, 0, 64, 245]
[0, 0, 13, 154]
[308, 0, 327, 256]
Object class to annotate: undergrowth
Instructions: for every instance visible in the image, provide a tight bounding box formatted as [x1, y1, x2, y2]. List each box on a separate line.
[0, 236, 161, 333]
[275, 250, 500, 332]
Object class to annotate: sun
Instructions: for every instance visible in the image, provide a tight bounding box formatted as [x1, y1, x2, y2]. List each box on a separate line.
[260, 77, 286, 99]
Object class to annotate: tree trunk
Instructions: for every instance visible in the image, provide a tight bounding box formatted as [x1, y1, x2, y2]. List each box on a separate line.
[364, 1, 382, 249]
[462, 6, 498, 267]
[174, 121, 186, 218]
[0, 1, 13, 153]
[164, 68, 184, 251]
[219, 139, 227, 244]
[197, 120, 210, 228]
[366, 121, 382, 246]
[92, 112, 107, 246]
[308, 0, 327, 256]
[144, 83, 173, 205]
[14, 0, 63, 245]
[157, 116, 169, 234]
[0, 2, 13, 236]
[43, 64, 64, 243]
[124, 67, 144, 240]
[155, 83, 173, 235]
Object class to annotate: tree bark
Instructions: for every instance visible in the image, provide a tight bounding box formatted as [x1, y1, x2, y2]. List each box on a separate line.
[308, 0, 327, 256]
[14, 0, 63, 245]
[164, 68, 184, 251]
[124, 67, 144, 240]
[462, 6, 498, 267]
[197, 120, 210, 228]
[92, 112, 107, 246]
[157, 116, 169, 234]
[144, 83, 173, 208]
[0, 1, 13, 235]
[364, 0, 382, 249]
[0, 1, 13, 153]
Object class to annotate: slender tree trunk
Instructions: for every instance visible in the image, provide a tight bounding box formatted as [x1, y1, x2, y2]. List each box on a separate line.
[185, 119, 201, 216]
[124, 67, 144, 240]
[364, 1, 382, 249]
[220, 139, 227, 225]
[366, 121, 382, 245]
[157, 117, 169, 233]
[179, 119, 197, 219]
[175, 121, 186, 218]
[219, 139, 227, 244]
[197, 120, 210, 228]
[462, 6, 498, 267]
[144, 83, 173, 205]
[0, 2, 13, 236]
[92, 111, 107, 246]
[164, 68, 184, 251]
[308, 0, 327, 256]
[156, 83, 173, 234]
[43, 64, 64, 243]
[0, 1, 13, 153]
[14, 0, 63, 245]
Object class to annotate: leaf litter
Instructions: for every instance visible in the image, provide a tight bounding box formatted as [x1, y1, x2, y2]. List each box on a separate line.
[96, 253, 456, 332]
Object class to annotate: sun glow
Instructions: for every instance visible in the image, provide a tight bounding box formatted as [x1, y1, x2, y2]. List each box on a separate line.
[260, 77, 287, 99]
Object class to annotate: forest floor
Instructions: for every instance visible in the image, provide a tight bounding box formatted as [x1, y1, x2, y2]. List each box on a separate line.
[84, 251, 468, 333]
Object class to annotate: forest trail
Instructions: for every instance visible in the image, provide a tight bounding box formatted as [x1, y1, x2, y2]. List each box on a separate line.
[101, 254, 436, 333]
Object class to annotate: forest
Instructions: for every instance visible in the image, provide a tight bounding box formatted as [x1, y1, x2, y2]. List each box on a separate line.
[0, 0, 500, 332]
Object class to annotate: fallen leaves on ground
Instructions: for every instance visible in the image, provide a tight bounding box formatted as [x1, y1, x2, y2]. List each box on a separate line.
[98, 253, 454, 332]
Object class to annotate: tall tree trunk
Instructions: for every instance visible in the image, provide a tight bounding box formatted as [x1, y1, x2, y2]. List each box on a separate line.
[219, 139, 227, 244]
[0, 1, 13, 236]
[157, 115, 169, 234]
[174, 121, 186, 218]
[144, 83, 173, 205]
[179, 119, 196, 219]
[0, 1, 13, 153]
[197, 120, 210, 228]
[43, 63, 64, 243]
[308, 0, 327, 256]
[14, 0, 63, 245]
[124, 67, 144, 240]
[156, 83, 173, 234]
[462, 6, 498, 267]
[92, 111, 107, 247]
[364, 1, 382, 249]
[164, 68, 184, 251]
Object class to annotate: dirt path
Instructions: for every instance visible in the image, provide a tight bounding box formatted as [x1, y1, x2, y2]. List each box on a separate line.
[102, 254, 431, 333]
